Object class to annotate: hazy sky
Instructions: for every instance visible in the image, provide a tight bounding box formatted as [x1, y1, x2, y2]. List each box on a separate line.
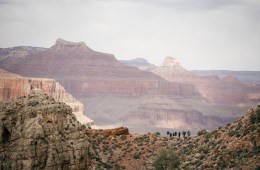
[0, 0, 260, 70]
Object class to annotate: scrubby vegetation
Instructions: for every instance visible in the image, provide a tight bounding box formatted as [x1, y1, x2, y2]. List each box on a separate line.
[250, 106, 260, 124]
[153, 147, 180, 170]
[86, 106, 260, 169]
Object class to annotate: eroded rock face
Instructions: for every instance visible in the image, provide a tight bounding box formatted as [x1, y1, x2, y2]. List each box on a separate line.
[0, 94, 96, 169]
[0, 68, 94, 126]
[122, 108, 233, 131]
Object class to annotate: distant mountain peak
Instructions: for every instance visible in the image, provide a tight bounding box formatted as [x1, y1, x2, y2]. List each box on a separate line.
[52, 38, 92, 52]
[159, 56, 189, 73]
[151, 56, 193, 79]
[161, 56, 181, 67]
[55, 38, 86, 46]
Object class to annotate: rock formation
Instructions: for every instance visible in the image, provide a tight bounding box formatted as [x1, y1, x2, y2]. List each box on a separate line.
[0, 68, 93, 126]
[152, 56, 260, 104]
[153, 56, 192, 76]
[0, 93, 96, 169]
[0, 38, 197, 97]
[99, 126, 129, 137]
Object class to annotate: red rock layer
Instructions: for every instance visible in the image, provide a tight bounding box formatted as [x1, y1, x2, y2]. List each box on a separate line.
[0, 39, 198, 98]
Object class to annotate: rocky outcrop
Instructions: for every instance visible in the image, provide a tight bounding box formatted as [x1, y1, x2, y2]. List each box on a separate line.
[0, 68, 94, 126]
[0, 93, 96, 169]
[100, 126, 129, 137]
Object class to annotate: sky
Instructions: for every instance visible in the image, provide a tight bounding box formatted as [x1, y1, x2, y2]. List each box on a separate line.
[0, 0, 260, 71]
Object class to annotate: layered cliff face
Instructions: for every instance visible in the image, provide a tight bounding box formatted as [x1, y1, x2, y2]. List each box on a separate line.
[0, 68, 93, 126]
[0, 38, 197, 98]
[122, 108, 233, 131]
[192, 70, 260, 84]
[152, 56, 260, 104]
[0, 94, 96, 169]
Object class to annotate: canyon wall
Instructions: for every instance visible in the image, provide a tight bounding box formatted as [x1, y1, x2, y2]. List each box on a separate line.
[0, 39, 198, 98]
[0, 68, 93, 126]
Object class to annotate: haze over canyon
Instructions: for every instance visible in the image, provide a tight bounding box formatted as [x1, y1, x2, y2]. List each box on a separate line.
[0, 38, 259, 134]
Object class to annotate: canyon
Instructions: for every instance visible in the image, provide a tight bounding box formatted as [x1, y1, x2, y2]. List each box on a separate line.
[0, 39, 259, 133]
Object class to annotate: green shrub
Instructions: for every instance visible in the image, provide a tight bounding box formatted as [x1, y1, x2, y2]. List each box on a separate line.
[103, 163, 112, 169]
[133, 153, 141, 159]
[121, 135, 127, 141]
[250, 108, 260, 124]
[155, 132, 161, 136]
[197, 129, 207, 136]
[153, 148, 180, 170]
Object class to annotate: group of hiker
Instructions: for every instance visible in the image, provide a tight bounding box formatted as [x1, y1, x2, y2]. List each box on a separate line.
[166, 131, 191, 138]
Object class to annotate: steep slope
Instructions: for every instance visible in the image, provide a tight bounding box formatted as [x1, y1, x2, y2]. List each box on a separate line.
[91, 106, 260, 169]
[0, 93, 96, 169]
[173, 105, 260, 169]
[0, 68, 93, 126]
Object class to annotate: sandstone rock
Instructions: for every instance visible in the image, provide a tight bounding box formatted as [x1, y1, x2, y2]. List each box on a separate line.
[0, 93, 96, 169]
[100, 126, 129, 137]
[0, 68, 94, 126]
